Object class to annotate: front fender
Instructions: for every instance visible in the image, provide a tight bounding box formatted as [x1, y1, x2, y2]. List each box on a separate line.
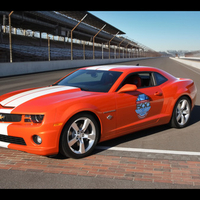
[53, 102, 103, 134]
[58, 102, 101, 124]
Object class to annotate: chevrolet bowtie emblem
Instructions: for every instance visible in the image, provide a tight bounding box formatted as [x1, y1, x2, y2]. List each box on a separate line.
[0, 114, 5, 120]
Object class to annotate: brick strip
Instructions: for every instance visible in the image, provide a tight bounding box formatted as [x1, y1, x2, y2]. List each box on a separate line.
[1, 148, 200, 186]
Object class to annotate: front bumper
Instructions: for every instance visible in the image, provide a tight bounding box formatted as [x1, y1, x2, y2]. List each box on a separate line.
[0, 122, 62, 156]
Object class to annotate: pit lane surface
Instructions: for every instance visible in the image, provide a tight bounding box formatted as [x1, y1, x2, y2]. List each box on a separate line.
[1, 57, 200, 188]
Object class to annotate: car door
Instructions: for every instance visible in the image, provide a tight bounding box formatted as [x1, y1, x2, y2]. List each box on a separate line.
[115, 71, 164, 135]
[115, 90, 140, 134]
[136, 86, 164, 120]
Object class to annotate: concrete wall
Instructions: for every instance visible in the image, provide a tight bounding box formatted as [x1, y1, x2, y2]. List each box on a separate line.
[0, 57, 152, 77]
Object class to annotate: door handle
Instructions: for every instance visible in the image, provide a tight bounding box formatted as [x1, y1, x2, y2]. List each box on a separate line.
[154, 91, 162, 96]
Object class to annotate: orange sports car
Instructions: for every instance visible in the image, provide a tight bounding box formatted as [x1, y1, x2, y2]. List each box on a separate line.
[0, 65, 197, 158]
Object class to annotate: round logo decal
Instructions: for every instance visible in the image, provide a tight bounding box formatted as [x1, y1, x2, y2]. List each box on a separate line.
[135, 94, 151, 119]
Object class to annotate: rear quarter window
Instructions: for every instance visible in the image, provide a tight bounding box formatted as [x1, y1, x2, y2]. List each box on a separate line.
[154, 72, 168, 85]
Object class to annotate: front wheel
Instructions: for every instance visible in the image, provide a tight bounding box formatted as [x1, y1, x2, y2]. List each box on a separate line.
[170, 96, 191, 128]
[59, 113, 99, 159]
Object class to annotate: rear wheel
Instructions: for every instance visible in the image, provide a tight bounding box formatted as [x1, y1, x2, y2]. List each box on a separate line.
[170, 96, 191, 128]
[59, 113, 99, 159]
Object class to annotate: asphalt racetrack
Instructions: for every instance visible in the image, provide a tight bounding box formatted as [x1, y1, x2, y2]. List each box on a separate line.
[1, 57, 200, 188]
[1, 57, 200, 153]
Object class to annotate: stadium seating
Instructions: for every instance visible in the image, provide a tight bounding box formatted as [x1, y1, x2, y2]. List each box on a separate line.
[0, 33, 121, 62]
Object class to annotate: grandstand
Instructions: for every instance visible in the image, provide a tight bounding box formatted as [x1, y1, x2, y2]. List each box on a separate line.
[185, 50, 200, 57]
[0, 11, 160, 63]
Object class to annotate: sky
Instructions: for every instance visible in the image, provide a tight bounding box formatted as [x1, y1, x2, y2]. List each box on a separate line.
[89, 11, 200, 52]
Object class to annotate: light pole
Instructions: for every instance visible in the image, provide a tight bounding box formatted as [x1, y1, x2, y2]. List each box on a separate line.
[109, 31, 119, 59]
[93, 24, 106, 59]
[9, 11, 14, 63]
[71, 14, 87, 60]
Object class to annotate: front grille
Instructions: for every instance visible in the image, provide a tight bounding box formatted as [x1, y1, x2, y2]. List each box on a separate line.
[0, 113, 22, 122]
[0, 134, 26, 145]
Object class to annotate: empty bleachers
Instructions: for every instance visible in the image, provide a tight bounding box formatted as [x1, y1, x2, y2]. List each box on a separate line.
[0, 33, 122, 62]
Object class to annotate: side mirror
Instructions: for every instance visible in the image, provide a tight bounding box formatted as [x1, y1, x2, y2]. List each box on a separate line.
[117, 84, 137, 93]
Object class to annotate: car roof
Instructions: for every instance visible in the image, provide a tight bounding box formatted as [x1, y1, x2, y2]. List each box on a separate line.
[81, 65, 176, 81]
[82, 65, 157, 72]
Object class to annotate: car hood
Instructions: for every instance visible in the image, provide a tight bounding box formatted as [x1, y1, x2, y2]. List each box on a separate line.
[0, 85, 94, 113]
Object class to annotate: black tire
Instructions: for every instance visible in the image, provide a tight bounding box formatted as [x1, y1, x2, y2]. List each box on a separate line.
[59, 113, 99, 159]
[170, 96, 191, 128]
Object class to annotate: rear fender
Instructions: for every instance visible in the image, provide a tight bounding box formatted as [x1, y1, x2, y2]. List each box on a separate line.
[175, 79, 196, 109]
[164, 79, 196, 116]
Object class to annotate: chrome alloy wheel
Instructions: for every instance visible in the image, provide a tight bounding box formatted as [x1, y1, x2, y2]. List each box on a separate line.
[67, 117, 96, 155]
[176, 99, 190, 126]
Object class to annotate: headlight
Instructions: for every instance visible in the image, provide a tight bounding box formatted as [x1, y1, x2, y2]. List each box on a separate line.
[24, 115, 44, 123]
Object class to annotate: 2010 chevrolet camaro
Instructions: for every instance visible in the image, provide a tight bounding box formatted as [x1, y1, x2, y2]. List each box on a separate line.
[0, 65, 197, 158]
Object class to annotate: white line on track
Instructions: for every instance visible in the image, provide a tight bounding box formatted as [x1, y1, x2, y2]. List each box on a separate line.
[170, 57, 200, 75]
[176, 62, 200, 76]
[96, 146, 200, 156]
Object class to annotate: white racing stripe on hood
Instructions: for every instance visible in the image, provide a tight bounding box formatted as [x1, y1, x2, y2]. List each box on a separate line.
[0, 86, 78, 108]
[1, 87, 51, 106]
[0, 109, 14, 114]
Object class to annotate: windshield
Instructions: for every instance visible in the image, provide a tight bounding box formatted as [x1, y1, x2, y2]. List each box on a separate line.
[54, 70, 122, 92]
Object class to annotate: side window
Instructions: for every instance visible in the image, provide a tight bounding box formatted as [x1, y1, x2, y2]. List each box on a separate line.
[119, 72, 155, 89]
[154, 72, 168, 85]
[137, 72, 155, 87]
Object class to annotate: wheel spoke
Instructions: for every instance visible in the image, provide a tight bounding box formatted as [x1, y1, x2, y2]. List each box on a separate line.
[181, 100, 187, 109]
[185, 112, 190, 121]
[176, 113, 181, 122]
[82, 118, 91, 132]
[177, 104, 181, 111]
[181, 114, 185, 125]
[83, 132, 95, 141]
[79, 139, 85, 154]
[68, 137, 78, 147]
[71, 122, 79, 133]
[183, 109, 189, 115]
